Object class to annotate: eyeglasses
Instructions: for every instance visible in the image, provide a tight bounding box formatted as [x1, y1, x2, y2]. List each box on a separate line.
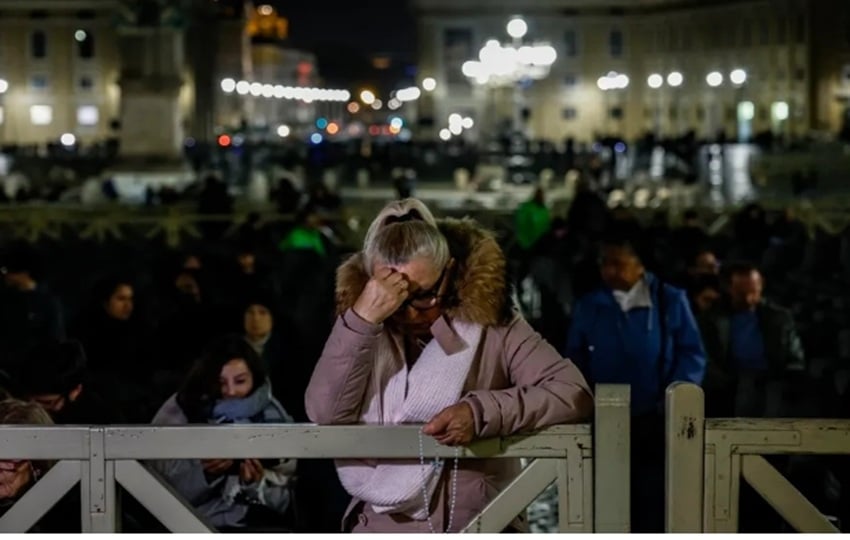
[403, 265, 449, 311]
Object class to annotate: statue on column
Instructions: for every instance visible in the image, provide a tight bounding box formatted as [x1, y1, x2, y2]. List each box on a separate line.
[116, 0, 186, 28]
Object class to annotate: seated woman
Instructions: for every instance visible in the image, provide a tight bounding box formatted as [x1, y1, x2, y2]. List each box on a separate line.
[305, 198, 594, 533]
[241, 296, 307, 422]
[0, 399, 77, 532]
[151, 336, 296, 531]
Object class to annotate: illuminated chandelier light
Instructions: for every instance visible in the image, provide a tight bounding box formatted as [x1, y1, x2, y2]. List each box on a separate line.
[462, 39, 557, 86]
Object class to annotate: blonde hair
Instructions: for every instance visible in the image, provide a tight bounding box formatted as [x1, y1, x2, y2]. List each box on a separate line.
[0, 399, 53, 425]
[362, 198, 449, 274]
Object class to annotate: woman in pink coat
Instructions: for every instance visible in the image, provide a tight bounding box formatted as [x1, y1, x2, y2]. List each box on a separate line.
[305, 198, 593, 533]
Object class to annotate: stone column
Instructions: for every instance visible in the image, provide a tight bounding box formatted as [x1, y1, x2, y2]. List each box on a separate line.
[117, 13, 186, 163]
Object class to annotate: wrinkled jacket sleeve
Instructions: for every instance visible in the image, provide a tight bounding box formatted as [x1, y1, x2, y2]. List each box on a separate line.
[305, 308, 382, 424]
[462, 317, 594, 438]
[670, 290, 707, 386]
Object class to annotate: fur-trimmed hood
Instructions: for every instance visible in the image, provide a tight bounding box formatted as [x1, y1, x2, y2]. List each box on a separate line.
[335, 218, 514, 326]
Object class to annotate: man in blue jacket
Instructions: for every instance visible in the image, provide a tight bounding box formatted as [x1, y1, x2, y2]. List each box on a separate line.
[565, 229, 706, 532]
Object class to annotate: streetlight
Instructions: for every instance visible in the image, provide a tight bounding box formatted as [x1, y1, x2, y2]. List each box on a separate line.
[667, 72, 683, 87]
[422, 77, 437, 91]
[597, 72, 629, 132]
[730, 69, 747, 85]
[506, 17, 528, 40]
[359, 90, 376, 105]
[706, 71, 723, 87]
[647, 74, 665, 135]
[597, 71, 629, 91]
[666, 72, 684, 135]
[647, 73, 663, 89]
[462, 17, 557, 137]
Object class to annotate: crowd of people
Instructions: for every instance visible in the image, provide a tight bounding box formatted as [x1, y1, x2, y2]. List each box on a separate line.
[0, 185, 848, 532]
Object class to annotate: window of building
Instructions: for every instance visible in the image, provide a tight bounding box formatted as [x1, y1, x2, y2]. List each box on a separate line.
[30, 75, 48, 90]
[77, 105, 99, 126]
[30, 105, 52, 125]
[564, 30, 578, 57]
[31, 30, 47, 59]
[795, 67, 806, 81]
[79, 76, 94, 91]
[29, 10, 48, 19]
[562, 107, 577, 120]
[610, 106, 623, 119]
[669, 26, 679, 51]
[76, 9, 96, 19]
[742, 19, 753, 47]
[760, 20, 770, 45]
[845, 14, 850, 46]
[76, 29, 94, 59]
[796, 14, 806, 44]
[777, 16, 787, 44]
[564, 74, 578, 87]
[609, 29, 623, 57]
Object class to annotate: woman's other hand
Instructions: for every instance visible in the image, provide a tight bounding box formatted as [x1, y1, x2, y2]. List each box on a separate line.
[423, 402, 475, 446]
[239, 459, 264, 484]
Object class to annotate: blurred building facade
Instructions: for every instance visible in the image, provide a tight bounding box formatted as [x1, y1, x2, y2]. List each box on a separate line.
[0, 0, 123, 148]
[0, 0, 320, 159]
[414, 0, 850, 143]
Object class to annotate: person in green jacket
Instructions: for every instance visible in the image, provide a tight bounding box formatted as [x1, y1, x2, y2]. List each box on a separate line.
[278, 206, 327, 257]
[515, 187, 552, 251]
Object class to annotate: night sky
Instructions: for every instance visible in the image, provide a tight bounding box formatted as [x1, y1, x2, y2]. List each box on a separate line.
[270, 0, 417, 88]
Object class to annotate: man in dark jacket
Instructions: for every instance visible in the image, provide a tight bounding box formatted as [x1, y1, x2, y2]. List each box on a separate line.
[9, 339, 123, 425]
[0, 244, 65, 368]
[698, 262, 804, 418]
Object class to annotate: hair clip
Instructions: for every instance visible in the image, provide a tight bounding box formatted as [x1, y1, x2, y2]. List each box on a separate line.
[384, 210, 423, 226]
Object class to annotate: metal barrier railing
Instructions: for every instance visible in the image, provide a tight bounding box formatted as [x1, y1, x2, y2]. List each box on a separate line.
[665, 382, 850, 533]
[0, 384, 630, 533]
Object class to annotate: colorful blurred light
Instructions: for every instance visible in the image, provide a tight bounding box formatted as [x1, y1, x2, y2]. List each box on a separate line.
[360, 90, 376, 105]
[326, 122, 340, 135]
[316, 117, 329, 129]
[310, 133, 323, 144]
[217, 134, 231, 147]
[347, 102, 360, 114]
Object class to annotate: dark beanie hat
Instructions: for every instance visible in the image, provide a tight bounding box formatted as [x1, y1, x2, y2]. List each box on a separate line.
[15, 340, 87, 396]
[242, 292, 276, 316]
